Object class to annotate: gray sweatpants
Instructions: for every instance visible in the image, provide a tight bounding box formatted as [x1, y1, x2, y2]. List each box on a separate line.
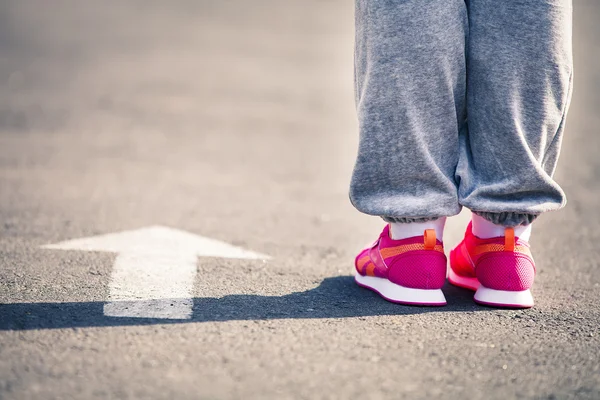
[349, 0, 573, 226]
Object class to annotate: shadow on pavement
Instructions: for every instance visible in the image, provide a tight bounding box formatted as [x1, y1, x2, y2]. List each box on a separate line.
[0, 276, 484, 331]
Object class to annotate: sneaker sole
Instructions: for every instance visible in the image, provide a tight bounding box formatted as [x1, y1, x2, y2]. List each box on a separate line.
[354, 273, 446, 306]
[474, 285, 534, 308]
[449, 264, 534, 308]
[447, 267, 480, 291]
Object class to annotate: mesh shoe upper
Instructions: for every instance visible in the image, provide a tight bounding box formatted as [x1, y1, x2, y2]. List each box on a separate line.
[355, 225, 447, 290]
[450, 222, 535, 291]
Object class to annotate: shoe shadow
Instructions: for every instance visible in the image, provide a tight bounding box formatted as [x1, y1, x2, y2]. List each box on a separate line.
[0, 276, 481, 331]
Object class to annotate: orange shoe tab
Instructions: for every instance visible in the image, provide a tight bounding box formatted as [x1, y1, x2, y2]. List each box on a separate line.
[424, 229, 436, 250]
[504, 227, 515, 251]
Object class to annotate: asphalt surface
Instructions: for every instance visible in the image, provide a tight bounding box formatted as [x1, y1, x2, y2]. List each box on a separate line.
[1, 1, 599, 399]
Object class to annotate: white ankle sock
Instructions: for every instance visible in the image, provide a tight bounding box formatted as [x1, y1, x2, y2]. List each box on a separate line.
[390, 217, 446, 241]
[471, 213, 532, 241]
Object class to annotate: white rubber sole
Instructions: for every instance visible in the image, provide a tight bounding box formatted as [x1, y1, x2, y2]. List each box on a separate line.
[355, 273, 446, 306]
[474, 285, 534, 308]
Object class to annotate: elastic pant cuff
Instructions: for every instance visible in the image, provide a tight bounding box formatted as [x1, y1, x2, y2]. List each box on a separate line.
[382, 216, 442, 224]
[472, 211, 539, 227]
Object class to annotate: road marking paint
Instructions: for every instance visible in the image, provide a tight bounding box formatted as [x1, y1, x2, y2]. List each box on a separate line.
[42, 226, 269, 319]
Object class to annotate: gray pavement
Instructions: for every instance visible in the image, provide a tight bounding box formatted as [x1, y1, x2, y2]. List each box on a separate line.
[1, 1, 599, 399]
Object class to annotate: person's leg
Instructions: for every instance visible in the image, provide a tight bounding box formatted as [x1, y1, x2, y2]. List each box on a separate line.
[458, 0, 573, 226]
[351, 0, 468, 306]
[450, 0, 573, 308]
[350, 0, 468, 224]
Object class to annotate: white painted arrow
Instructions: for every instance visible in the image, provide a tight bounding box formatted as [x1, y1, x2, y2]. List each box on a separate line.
[42, 226, 269, 320]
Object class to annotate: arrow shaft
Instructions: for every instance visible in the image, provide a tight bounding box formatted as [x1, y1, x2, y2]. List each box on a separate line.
[103, 252, 197, 319]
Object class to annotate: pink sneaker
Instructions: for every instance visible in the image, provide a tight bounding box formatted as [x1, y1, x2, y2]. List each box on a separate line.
[354, 225, 447, 306]
[449, 222, 535, 308]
